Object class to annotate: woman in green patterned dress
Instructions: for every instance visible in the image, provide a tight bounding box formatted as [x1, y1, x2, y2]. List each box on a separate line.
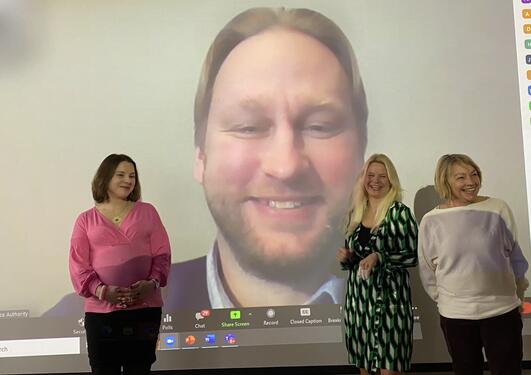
[337, 154, 418, 375]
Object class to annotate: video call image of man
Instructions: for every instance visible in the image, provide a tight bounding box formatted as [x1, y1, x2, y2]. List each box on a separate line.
[45, 7, 368, 316]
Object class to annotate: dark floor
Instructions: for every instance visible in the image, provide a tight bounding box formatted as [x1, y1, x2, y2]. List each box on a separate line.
[407, 372, 531, 375]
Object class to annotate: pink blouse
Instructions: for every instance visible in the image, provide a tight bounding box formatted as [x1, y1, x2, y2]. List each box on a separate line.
[69, 201, 171, 313]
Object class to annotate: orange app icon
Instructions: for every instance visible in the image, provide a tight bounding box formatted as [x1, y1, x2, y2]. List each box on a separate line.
[524, 24, 531, 34]
[524, 9, 531, 19]
[185, 335, 196, 345]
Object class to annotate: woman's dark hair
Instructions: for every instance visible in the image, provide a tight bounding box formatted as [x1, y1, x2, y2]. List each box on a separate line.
[91, 154, 141, 203]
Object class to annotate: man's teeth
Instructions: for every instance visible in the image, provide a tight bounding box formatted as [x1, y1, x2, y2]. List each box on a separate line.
[268, 201, 302, 209]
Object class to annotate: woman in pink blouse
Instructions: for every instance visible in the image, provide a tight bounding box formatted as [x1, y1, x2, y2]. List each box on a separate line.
[69, 154, 171, 375]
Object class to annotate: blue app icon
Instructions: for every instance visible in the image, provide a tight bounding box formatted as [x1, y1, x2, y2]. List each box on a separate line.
[224, 333, 236, 345]
[165, 336, 176, 346]
[205, 333, 216, 344]
[528, 86, 531, 96]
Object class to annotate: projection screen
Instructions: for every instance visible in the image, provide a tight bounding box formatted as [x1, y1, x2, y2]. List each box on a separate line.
[1, 0, 531, 373]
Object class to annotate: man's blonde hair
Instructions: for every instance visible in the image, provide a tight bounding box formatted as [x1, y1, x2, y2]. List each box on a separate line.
[194, 7, 368, 151]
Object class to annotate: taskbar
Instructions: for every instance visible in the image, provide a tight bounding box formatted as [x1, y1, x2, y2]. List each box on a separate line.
[0, 303, 428, 358]
[0, 304, 344, 358]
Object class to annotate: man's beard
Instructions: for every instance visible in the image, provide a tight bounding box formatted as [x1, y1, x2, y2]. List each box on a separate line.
[204, 193, 341, 285]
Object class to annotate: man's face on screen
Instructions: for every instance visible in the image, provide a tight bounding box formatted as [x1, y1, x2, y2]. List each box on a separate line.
[194, 28, 362, 280]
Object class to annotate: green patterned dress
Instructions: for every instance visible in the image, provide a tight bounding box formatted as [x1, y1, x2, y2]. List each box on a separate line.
[343, 201, 418, 372]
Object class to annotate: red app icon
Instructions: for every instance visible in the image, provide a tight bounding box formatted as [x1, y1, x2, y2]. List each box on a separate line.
[185, 335, 196, 345]
[200, 309, 211, 317]
[522, 301, 531, 315]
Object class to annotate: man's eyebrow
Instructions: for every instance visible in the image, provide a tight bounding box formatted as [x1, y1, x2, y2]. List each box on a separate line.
[236, 98, 268, 112]
[226, 98, 350, 120]
[299, 101, 347, 116]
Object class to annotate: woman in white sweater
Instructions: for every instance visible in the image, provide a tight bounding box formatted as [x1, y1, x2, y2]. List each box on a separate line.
[418, 154, 528, 375]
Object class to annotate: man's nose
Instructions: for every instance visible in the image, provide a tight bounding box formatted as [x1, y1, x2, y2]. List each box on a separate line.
[261, 124, 309, 180]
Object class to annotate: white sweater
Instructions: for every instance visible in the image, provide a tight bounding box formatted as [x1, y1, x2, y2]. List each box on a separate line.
[418, 197, 528, 319]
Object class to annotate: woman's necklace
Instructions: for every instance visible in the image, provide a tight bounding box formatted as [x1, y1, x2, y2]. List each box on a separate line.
[111, 202, 130, 224]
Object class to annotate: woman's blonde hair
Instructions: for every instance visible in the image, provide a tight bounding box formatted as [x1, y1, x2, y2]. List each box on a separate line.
[344, 154, 402, 234]
[434, 154, 482, 200]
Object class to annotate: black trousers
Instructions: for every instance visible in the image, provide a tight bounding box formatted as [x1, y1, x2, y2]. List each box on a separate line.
[439, 307, 523, 375]
[85, 307, 162, 375]
[90, 363, 152, 375]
